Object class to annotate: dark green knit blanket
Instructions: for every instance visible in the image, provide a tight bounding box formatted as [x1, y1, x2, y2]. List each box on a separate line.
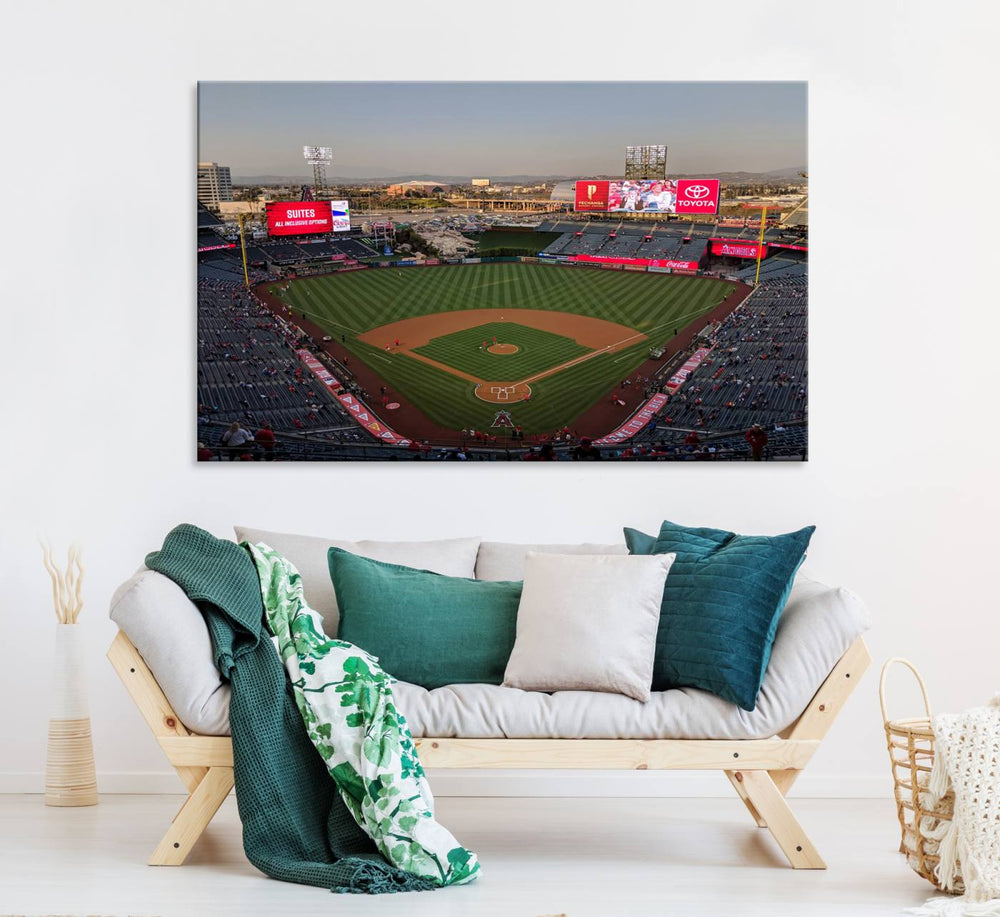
[146, 524, 434, 894]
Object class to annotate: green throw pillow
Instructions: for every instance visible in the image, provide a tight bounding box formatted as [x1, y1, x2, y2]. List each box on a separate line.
[624, 520, 814, 710]
[329, 547, 521, 689]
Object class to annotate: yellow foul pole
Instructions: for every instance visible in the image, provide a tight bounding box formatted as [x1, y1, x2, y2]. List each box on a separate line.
[237, 213, 251, 290]
[753, 207, 767, 287]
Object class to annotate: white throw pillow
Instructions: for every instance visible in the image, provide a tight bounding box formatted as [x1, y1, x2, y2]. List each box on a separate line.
[233, 527, 481, 635]
[503, 551, 675, 703]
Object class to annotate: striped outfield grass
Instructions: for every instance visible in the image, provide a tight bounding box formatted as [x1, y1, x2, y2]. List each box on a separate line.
[270, 263, 733, 434]
[414, 322, 590, 381]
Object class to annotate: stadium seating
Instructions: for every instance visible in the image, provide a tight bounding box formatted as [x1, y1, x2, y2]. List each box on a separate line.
[539, 227, 710, 265]
[196, 284, 379, 449]
[613, 423, 807, 461]
[259, 242, 308, 264]
[197, 203, 224, 228]
[639, 277, 808, 441]
[600, 234, 648, 257]
[293, 241, 339, 259]
[331, 238, 378, 259]
[242, 245, 269, 264]
[732, 258, 807, 283]
[197, 229, 232, 250]
[236, 237, 378, 265]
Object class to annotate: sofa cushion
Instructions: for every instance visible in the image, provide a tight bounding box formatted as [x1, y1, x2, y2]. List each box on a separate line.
[234, 526, 481, 635]
[503, 552, 674, 703]
[330, 548, 521, 689]
[625, 521, 814, 711]
[395, 573, 870, 739]
[109, 568, 232, 735]
[475, 541, 627, 581]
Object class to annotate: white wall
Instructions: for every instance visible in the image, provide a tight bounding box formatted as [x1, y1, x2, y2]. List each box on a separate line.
[2, 1, 997, 797]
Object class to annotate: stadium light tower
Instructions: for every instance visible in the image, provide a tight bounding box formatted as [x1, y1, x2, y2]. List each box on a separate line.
[624, 145, 667, 180]
[303, 145, 333, 198]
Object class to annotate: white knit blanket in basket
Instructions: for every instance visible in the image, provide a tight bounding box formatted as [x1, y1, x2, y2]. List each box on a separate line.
[907, 694, 1000, 916]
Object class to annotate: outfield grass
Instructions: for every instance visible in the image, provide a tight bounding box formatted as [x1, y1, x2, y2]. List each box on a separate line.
[414, 322, 590, 381]
[270, 263, 733, 434]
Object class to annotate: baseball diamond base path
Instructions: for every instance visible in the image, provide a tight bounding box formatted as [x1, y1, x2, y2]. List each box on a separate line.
[254, 275, 754, 447]
[360, 308, 647, 407]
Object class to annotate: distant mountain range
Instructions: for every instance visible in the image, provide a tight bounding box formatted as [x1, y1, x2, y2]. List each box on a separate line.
[675, 167, 807, 181]
[232, 167, 807, 186]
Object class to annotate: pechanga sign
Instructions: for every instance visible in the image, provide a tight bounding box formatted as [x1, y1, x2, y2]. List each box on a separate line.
[574, 180, 610, 211]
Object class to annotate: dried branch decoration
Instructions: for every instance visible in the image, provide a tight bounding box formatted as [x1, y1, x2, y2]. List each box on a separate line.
[40, 539, 84, 624]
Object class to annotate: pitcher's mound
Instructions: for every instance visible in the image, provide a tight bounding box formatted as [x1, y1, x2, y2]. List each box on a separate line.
[475, 382, 532, 404]
[487, 343, 519, 354]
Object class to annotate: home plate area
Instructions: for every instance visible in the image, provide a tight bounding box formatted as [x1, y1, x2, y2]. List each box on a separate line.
[476, 382, 532, 404]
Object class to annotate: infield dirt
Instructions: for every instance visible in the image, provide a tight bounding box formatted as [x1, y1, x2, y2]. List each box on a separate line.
[358, 308, 641, 354]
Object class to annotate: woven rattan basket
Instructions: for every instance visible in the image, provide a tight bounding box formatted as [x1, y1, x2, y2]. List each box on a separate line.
[880, 658, 961, 892]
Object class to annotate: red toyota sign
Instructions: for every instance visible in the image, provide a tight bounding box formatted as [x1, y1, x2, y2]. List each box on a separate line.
[266, 202, 334, 236]
[675, 179, 721, 215]
[574, 180, 610, 212]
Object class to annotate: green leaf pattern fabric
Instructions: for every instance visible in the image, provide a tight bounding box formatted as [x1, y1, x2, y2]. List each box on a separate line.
[245, 541, 480, 888]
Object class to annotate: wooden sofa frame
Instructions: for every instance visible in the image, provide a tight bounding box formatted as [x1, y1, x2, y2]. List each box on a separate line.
[108, 630, 870, 870]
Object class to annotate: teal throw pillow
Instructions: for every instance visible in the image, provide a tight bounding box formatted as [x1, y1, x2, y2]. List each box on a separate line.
[624, 520, 814, 710]
[329, 547, 521, 689]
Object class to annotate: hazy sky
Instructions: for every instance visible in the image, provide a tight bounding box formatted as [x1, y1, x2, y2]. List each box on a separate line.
[198, 82, 806, 180]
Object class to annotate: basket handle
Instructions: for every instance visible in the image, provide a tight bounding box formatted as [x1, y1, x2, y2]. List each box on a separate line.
[879, 657, 932, 725]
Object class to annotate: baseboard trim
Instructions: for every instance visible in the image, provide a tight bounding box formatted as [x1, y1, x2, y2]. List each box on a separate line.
[0, 771, 891, 798]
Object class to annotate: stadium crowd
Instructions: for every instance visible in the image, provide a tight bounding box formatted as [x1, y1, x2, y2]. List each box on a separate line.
[197, 283, 381, 460]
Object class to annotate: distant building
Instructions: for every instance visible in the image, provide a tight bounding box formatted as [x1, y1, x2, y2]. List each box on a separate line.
[386, 180, 451, 197]
[471, 178, 490, 187]
[550, 180, 581, 203]
[197, 162, 233, 209]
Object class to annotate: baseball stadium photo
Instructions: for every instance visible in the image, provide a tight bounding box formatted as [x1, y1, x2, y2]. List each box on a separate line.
[197, 82, 807, 462]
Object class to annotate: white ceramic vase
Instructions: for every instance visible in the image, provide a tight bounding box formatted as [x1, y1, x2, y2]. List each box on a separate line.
[45, 623, 98, 806]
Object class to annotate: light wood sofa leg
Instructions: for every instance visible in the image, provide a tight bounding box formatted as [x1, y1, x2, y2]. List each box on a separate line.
[149, 766, 234, 866]
[725, 769, 768, 827]
[767, 768, 800, 797]
[768, 637, 873, 800]
[738, 770, 825, 869]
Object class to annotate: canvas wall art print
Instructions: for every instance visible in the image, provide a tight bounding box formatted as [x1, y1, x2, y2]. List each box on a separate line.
[197, 82, 807, 462]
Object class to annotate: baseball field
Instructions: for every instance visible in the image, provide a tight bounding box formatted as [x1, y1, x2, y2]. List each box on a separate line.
[267, 263, 737, 436]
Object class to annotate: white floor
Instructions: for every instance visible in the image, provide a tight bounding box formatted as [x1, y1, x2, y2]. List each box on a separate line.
[0, 794, 937, 916]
